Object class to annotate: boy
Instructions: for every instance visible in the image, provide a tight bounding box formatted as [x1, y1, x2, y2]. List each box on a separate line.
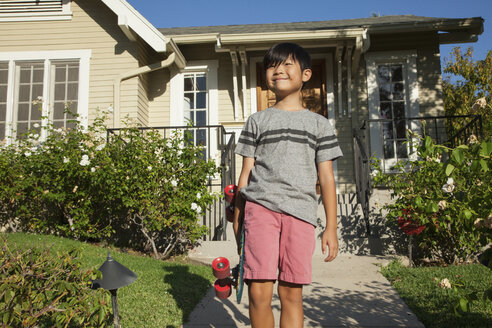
[233, 43, 343, 327]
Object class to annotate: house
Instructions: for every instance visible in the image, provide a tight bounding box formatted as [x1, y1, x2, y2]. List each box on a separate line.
[0, 0, 484, 252]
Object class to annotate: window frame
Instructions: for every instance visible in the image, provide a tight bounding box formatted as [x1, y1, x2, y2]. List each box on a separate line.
[0, 0, 72, 22]
[170, 60, 219, 161]
[365, 50, 420, 171]
[0, 49, 91, 143]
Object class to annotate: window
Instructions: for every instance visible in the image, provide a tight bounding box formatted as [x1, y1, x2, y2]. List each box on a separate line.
[0, 0, 71, 22]
[170, 60, 219, 161]
[377, 64, 407, 160]
[365, 51, 419, 171]
[0, 50, 91, 143]
[184, 72, 208, 157]
[52, 61, 79, 130]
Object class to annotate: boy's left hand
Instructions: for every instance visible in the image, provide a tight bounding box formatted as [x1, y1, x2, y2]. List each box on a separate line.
[321, 229, 338, 262]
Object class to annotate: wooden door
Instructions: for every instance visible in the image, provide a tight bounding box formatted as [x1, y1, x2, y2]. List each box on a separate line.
[256, 59, 327, 117]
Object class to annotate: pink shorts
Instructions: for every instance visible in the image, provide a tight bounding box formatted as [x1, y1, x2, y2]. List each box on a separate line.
[243, 201, 316, 285]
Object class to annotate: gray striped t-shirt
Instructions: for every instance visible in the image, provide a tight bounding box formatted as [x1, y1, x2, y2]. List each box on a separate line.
[235, 107, 343, 226]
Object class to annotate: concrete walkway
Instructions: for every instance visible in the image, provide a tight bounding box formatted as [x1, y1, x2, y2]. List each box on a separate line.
[184, 254, 424, 327]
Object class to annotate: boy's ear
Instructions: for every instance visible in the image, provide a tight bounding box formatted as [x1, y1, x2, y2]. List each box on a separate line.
[302, 68, 312, 83]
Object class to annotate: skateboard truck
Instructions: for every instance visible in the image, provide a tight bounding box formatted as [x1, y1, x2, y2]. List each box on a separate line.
[212, 257, 241, 299]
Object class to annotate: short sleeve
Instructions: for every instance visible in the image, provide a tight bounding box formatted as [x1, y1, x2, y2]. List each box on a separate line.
[316, 119, 343, 163]
[235, 116, 258, 158]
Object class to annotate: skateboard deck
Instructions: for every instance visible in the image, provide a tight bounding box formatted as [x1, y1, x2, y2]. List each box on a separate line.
[236, 227, 245, 304]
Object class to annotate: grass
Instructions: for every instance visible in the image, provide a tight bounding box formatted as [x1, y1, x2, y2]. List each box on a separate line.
[381, 259, 492, 328]
[3, 232, 215, 327]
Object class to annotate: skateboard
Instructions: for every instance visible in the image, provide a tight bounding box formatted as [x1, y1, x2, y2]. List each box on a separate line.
[212, 184, 245, 304]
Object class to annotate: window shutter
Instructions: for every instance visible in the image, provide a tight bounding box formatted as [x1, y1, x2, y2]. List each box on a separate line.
[0, 0, 63, 14]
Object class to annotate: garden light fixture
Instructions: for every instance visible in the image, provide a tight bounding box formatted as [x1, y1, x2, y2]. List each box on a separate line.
[92, 253, 137, 328]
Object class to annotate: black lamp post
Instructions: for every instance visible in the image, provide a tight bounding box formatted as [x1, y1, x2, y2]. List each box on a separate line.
[92, 253, 137, 328]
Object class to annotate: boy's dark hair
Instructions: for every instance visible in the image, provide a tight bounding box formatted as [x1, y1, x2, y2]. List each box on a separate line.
[263, 43, 312, 72]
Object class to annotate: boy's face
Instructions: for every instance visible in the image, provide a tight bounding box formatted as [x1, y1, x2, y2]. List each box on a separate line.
[265, 55, 312, 98]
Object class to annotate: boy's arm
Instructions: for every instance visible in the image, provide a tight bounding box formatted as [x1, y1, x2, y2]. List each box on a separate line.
[233, 156, 255, 253]
[318, 160, 339, 262]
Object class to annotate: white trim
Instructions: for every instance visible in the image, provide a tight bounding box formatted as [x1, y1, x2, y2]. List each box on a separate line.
[365, 50, 420, 170]
[170, 60, 219, 159]
[249, 56, 262, 115]
[0, 0, 71, 22]
[100, 0, 167, 53]
[0, 49, 91, 141]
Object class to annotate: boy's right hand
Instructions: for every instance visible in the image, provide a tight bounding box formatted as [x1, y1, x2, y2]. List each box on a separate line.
[321, 229, 338, 262]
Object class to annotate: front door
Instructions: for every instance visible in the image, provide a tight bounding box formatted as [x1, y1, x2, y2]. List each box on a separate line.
[256, 59, 327, 116]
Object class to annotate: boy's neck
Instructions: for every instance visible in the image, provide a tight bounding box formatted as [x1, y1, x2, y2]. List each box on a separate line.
[273, 92, 305, 111]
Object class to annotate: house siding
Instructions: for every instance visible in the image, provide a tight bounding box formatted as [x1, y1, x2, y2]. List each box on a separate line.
[0, 0, 145, 126]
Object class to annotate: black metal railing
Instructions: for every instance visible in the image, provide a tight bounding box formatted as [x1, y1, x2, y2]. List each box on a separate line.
[107, 125, 236, 241]
[354, 115, 482, 232]
[353, 129, 371, 235]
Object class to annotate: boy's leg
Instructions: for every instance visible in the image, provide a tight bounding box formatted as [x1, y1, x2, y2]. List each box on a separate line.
[248, 280, 275, 328]
[278, 281, 303, 328]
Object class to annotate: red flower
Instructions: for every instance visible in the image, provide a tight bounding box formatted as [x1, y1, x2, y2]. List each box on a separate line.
[398, 216, 426, 235]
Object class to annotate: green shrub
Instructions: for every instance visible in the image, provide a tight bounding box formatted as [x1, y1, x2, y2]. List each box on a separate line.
[0, 108, 220, 258]
[0, 237, 111, 327]
[373, 131, 491, 264]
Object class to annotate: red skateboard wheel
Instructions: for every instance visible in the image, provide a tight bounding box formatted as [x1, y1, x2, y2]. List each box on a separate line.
[226, 205, 234, 222]
[214, 279, 232, 299]
[224, 184, 237, 204]
[212, 257, 230, 279]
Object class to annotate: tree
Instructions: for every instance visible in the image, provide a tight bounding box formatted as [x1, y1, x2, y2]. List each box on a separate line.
[442, 47, 491, 137]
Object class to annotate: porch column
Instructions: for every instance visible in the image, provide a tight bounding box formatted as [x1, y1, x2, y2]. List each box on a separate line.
[230, 50, 240, 121]
[239, 48, 248, 119]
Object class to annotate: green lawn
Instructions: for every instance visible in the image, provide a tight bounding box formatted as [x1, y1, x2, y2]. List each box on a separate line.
[381, 259, 492, 328]
[3, 232, 215, 327]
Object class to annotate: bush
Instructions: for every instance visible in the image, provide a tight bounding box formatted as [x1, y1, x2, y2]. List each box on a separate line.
[0, 237, 111, 327]
[373, 130, 492, 264]
[0, 109, 220, 259]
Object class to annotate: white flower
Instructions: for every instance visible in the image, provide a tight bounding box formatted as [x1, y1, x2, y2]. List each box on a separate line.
[177, 150, 183, 156]
[33, 123, 40, 128]
[191, 202, 201, 214]
[370, 170, 378, 177]
[442, 177, 455, 193]
[72, 185, 78, 193]
[196, 193, 201, 199]
[95, 144, 105, 151]
[438, 200, 447, 210]
[33, 134, 39, 139]
[24, 151, 31, 157]
[439, 278, 451, 289]
[147, 166, 152, 171]
[91, 167, 96, 172]
[63, 157, 70, 163]
[107, 105, 114, 113]
[79, 154, 90, 166]
[471, 97, 486, 112]
[171, 180, 178, 187]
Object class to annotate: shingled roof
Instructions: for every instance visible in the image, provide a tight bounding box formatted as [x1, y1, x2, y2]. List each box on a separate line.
[158, 15, 483, 36]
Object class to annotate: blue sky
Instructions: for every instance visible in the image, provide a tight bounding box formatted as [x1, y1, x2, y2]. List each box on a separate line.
[127, 0, 491, 64]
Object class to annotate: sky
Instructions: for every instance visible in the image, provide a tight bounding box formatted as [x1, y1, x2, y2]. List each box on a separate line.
[127, 0, 491, 67]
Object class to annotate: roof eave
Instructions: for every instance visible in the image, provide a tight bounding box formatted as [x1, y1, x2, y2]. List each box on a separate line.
[101, 0, 167, 53]
[162, 17, 484, 46]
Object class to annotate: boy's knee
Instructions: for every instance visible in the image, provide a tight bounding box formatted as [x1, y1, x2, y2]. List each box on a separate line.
[278, 281, 303, 304]
[248, 280, 274, 306]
